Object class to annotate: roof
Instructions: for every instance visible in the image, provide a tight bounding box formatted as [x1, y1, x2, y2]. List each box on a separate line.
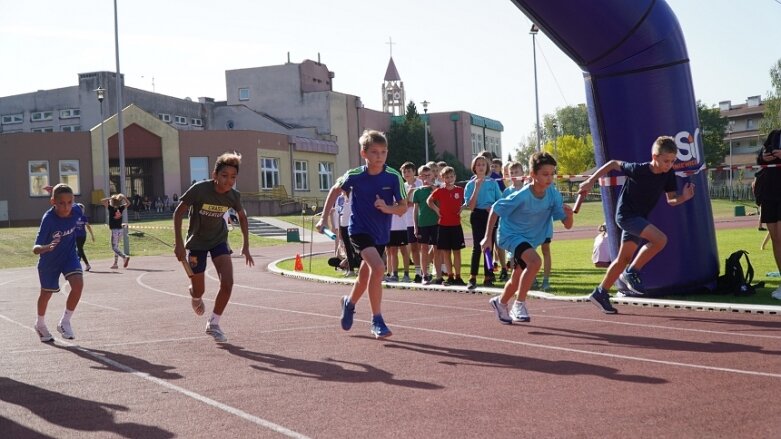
[289, 136, 338, 155]
[384, 57, 401, 81]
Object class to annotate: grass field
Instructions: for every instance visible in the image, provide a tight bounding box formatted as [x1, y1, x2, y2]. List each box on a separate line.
[0, 219, 283, 270]
[279, 227, 780, 305]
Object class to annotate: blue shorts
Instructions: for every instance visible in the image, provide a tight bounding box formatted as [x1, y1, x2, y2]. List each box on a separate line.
[617, 215, 651, 245]
[38, 259, 82, 292]
[187, 242, 232, 275]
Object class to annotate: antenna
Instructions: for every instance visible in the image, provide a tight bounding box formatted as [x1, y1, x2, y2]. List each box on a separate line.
[386, 37, 395, 57]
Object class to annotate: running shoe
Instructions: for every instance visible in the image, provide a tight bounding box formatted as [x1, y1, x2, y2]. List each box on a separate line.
[619, 270, 645, 296]
[401, 274, 411, 283]
[467, 279, 477, 291]
[35, 323, 54, 343]
[510, 301, 530, 323]
[588, 287, 618, 314]
[340, 296, 355, 331]
[205, 322, 227, 342]
[57, 321, 75, 340]
[370, 315, 392, 339]
[489, 296, 512, 324]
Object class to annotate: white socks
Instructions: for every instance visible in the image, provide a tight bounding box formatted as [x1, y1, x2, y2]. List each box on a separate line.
[209, 313, 221, 325]
[60, 309, 74, 324]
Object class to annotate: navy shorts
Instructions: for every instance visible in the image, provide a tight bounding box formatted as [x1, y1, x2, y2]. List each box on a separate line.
[512, 242, 534, 270]
[417, 225, 438, 246]
[436, 225, 466, 250]
[617, 215, 651, 245]
[388, 230, 409, 247]
[38, 258, 82, 292]
[406, 226, 418, 244]
[350, 233, 386, 258]
[187, 242, 232, 275]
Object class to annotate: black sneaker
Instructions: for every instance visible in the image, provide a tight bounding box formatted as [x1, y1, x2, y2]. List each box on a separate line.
[413, 274, 422, 283]
[448, 277, 466, 286]
[619, 270, 646, 296]
[589, 287, 617, 314]
[498, 269, 508, 282]
[467, 279, 477, 291]
[483, 277, 495, 287]
[443, 277, 456, 286]
[432, 277, 444, 285]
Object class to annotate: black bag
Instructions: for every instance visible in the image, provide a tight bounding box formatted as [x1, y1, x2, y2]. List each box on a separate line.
[715, 250, 764, 295]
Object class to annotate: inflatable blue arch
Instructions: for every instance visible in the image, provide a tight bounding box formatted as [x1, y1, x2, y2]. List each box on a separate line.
[510, 0, 718, 295]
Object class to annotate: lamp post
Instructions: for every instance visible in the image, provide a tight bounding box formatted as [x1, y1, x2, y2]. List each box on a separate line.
[727, 122, 734, 201]
[552, 121, 558, 159]
[95, 86, 109, 225]
[530, 24, 542, 152]
[422, 100, 430, 163]
[113, 0, 129, 254]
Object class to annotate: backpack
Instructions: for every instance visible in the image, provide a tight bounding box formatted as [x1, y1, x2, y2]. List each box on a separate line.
[715, 250, 764, 295]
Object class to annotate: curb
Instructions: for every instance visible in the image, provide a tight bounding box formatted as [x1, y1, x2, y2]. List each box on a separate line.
[267, 255, 781, 315]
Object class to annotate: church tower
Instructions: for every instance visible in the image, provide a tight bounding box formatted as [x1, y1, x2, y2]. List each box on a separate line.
[382, 48, 405, 115]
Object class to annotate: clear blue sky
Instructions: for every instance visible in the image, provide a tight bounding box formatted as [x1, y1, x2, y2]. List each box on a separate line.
[1, 0, 779, 160]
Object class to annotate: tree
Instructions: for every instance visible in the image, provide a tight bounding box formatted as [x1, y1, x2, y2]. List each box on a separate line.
[697, 100, 729, 167]
[760, 58, 781, 135]
[385, 101, 436, 169]
[555, 104, 591, 138]
[541, 134, 595, 176]
[514, 140, 537, 173]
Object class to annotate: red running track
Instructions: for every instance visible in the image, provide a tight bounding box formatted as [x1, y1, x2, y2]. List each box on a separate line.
[1, 244, 780, 438]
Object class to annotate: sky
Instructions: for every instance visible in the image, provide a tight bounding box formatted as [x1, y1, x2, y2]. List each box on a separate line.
[1, 0, 780, 160]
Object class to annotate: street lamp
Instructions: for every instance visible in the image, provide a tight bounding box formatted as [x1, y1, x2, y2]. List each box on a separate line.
[530, 24, 541, 152]
[95, 86, 109, 224]
[727, 121, 734, 201]
[113, 0, 129, 254]
[552, 120, 558, 159]
[422, 100, 430, 163]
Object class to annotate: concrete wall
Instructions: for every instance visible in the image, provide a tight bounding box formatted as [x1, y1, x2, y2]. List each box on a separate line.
[0, 87, 80, 134]
[211, 105, 317, 138]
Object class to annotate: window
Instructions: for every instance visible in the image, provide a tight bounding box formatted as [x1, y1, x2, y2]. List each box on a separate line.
[238, 88, 249, 101]
[31, 127, 54, 133]
[61, 125, 80, 132]
[260, 157, 280, 189]
[31, 111, 53, 122]
[294, 160, 309, 191]
[318, 162, 334, 191]
[191, 118, 203, 127]
[471, 133, 478, 156]
[747, 119, 755, 130]
[2, 113, 23, 124]
[59, 109, 80, 119]
[59, 160, 80, 194]
[158, 113, 171, 123]
[29, 160, 50, 197]
[174, 115, 187, 125]
[190, 157, 209, 183]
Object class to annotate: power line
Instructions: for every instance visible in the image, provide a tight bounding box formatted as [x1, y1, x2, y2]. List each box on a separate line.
[535, 39, 570, 107]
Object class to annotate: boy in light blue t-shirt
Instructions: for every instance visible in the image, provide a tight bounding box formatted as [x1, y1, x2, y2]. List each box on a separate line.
[482, 152, 573, 324]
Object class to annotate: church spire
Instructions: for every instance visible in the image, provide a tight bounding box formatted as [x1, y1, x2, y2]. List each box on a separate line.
[382, 37, 405, 116]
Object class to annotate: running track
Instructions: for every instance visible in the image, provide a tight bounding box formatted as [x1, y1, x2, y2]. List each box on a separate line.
[1, 243, 780, 438]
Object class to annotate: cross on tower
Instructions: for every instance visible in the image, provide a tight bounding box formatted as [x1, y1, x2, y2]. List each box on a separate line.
[386, 36, 395, 57]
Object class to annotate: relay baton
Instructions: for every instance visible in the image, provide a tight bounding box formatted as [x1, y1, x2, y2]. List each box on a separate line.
[322, 227, 337, 240]
[181, 259, 194, 278]
[573, 194, 584, 214]
[484, 248, 494, 272]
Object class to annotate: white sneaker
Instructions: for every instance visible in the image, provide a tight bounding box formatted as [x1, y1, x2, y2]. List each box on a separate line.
[489, 296, 512, 324]
[57, 321, 75, 339]
[206, 322, 227, 342]
[35, 323, 54, 342]
[510, 301, 531, 323]
[772, 287, 781, 300]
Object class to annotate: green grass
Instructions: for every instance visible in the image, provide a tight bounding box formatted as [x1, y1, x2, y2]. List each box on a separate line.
[279, 227, 780, 305]
[0, 219, 283, 270]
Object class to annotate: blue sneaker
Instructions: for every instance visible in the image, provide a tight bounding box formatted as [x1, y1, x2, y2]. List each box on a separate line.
[340, 296, 355, 331]
[619, 270, 646, 296]
[370, 315, 392, 339]
[589, 287, 617, 314]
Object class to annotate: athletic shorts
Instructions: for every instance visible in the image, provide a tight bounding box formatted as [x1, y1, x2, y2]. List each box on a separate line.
[350, 233, 386, 258]
[187, 242, 232, 275]
[512, 242, 534, 270]
[436, 225, 466, 250]
[417, 225, 438, 246]
[388, 230, 409, 247]
[38, 258, 83, 292]
[760, 199, 781, 224]
[543, 237, 552, 244]
[406, 226, 418, 244]
[617, 215, 651, 245]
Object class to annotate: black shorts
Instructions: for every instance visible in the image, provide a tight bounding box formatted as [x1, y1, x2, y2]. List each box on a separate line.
[349, 233, 386, 258]
[417, 225, 438, 246]
[760, 199, 781, 224]
[512, 242, 534, 270]
[406, 226, 418, 244]
[388, 230, 409, 247]
[436, 225, 466, 250]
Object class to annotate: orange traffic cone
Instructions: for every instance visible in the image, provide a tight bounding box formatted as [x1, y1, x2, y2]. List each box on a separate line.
[294, 254, 304, 272]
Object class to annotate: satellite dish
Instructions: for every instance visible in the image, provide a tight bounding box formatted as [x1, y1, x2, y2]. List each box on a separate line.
[226, 120, 235, 129]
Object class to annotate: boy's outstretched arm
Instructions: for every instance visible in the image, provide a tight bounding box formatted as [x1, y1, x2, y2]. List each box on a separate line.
[561, 204, 574, 229]
[316, 184, 343, 233]
[578, 160, 622, 195]
[666, 182, 695, 206]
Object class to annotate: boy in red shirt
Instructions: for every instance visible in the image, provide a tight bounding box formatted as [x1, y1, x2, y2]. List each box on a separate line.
[427, 167, 466, 286]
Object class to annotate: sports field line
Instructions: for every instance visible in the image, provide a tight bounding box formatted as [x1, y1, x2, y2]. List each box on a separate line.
[0, 312, 312, 439]
[134, 274, 781, 380]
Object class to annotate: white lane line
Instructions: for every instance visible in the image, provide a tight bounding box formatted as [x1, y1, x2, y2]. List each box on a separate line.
[0, 312, 311, 439]
[135, 274, 781, 379]
[78, 300, 121, 311]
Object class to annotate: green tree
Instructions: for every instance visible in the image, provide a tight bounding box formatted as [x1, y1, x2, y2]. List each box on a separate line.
[697, 100, 729, 167]
[541, 134, 595, 176]
[555, 104, 591, 138]
[386, 101, 435, 170]
[760, 58, 781, 135]
[514, 140, 537, 173]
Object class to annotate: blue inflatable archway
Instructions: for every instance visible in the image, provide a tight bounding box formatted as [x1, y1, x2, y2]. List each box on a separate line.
[510, 0, 718, 294]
